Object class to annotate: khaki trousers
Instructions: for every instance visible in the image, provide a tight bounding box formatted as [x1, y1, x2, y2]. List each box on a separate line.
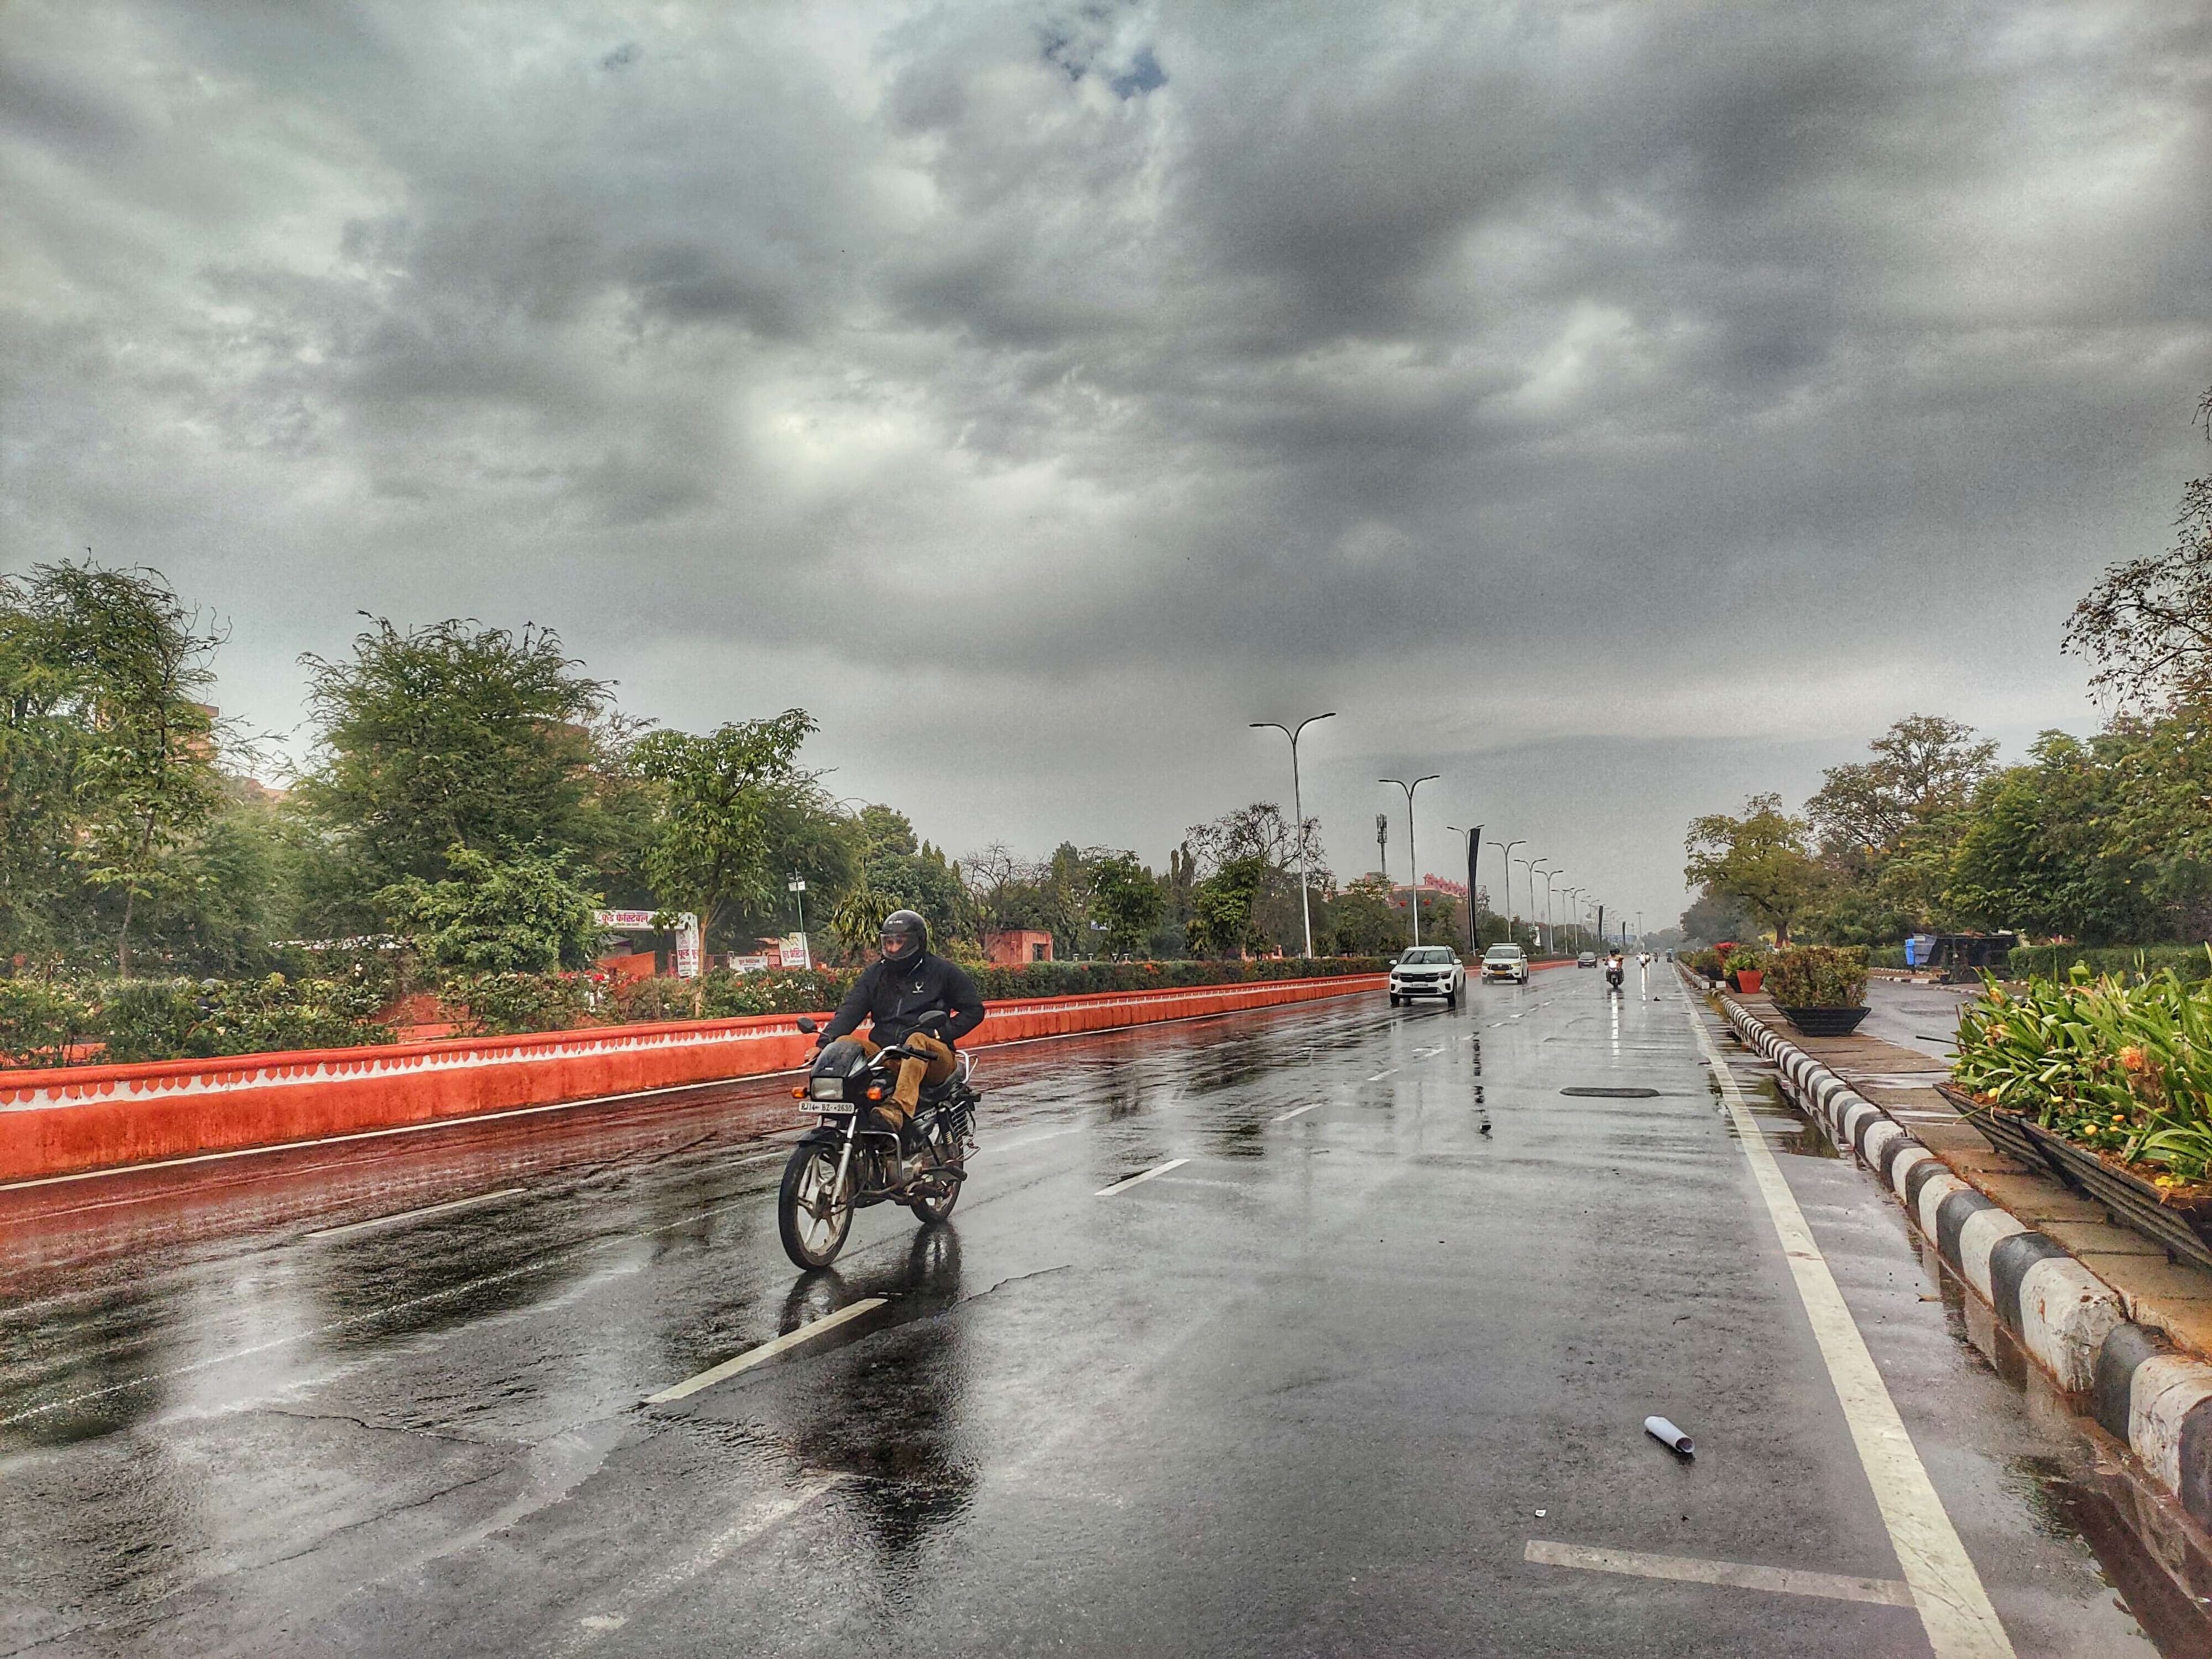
[857, 1031, 958, 1123]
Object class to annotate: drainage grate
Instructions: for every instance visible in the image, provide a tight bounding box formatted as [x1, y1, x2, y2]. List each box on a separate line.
[1560, 1086, 1661, 1099]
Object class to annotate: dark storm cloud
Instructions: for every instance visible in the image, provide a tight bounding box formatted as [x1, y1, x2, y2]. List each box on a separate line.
[5, 0, 2211, 921]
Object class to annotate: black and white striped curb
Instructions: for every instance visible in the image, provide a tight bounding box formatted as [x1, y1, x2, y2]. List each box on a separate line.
[1702, 976, 2212, 1532]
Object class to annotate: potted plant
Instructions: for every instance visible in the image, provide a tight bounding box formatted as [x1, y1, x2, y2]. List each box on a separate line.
[1950, 969, 2212, 1270]
[1765, 945, 1871, 1036]
[1724, 945, 1769, 994]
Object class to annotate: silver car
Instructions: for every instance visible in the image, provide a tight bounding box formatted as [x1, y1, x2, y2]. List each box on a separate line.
[1482, 944, 1530, 984]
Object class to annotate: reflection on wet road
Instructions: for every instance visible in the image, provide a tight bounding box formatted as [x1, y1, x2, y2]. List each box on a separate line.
[0, 976, 2186, 1656]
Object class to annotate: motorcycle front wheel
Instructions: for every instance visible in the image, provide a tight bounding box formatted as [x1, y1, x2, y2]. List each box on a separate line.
[778, 1143, 853, 1269]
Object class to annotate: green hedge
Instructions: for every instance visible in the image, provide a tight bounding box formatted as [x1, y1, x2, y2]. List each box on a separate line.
[1866, 946, 1908, 970]
[1, 956, 1393, 1067]
[611, 955, 1391, 1020]
[2008, 944, 2212, 985]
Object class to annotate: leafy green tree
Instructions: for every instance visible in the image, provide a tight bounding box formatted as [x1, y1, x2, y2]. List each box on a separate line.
[0, 560, 227, 971]
[1089, 852, 1163, 956]
[1187, 855, 1268, 957]
[378, 843, 604, 974]
[295, 618, 612, 910]
[1684, 794, 1823, 945]
[1323, 874, 1403, 955]
[632, 710, 818, 946]
[827, 879, 897, 962]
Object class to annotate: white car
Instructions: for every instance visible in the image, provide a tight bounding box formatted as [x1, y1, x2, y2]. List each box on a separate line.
[1389, 946, 1464, 1005]
[1482, 944, 1530, 984]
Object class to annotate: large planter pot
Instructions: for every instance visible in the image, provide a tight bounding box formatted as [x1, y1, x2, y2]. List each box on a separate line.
[1734, 969, 1764, 994]
[1937, 1081, 2061, 1178]
[2021, 1121, 2212, 1271]
[1778, 1005, 1870, 1037]
[1935, 1082, 2212, 1270]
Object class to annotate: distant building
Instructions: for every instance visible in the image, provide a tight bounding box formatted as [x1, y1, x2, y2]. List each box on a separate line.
[984, 929, 1054, 966]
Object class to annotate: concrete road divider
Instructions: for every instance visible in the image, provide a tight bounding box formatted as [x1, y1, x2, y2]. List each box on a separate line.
[0, 974, 1384, 1184]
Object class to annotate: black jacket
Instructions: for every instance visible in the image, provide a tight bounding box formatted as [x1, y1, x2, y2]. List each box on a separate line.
[822, 951, 985, 1048]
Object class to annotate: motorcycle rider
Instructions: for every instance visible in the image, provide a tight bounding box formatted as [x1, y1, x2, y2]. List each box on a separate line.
[1605, 949, 1626, 993]
[816, 910, 984, 1143]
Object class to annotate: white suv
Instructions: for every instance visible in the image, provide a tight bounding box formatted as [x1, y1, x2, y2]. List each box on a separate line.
[1482, 944, 1530, 984]
[1389, 946, 1464, 1006]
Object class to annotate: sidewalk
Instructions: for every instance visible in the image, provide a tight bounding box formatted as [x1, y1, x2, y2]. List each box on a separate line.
[1723, 984, 2212, 1363]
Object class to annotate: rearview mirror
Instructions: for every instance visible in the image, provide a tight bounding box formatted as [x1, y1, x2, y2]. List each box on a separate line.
[794, 1016, 817, 1035]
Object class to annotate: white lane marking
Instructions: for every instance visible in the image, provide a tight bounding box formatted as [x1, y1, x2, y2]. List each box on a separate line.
[306, 1187, 525, 1240]
[646, 1298, 888, 1404]
[1365, 1067, 1399, 1082]
[1688, 1003, 2016, 1659]
[994, 1124, 1088, 1153]
[1411, 1046, 1444, 1059]
[1094, 1157, 1188, 1197]
[1270, 1103, 1322, 1124]
[1525, 1540, 1914, 1607]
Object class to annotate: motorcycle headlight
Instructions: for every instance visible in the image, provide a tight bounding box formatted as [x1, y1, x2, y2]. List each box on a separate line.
[808, 1075, 847, 1103]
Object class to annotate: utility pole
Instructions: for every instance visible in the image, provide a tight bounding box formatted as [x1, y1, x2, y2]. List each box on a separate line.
[1596, 903, 1604, 951]
[1448, 822, 1483, 954]
[1251, 713, 1336, 957]
[787, 874, 810, 970]
[1376, 813, 1391, 883]
[1380, 775, 1440, 946]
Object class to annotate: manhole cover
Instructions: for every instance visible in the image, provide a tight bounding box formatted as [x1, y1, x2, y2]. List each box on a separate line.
[1561, 1086, 1661, 1099]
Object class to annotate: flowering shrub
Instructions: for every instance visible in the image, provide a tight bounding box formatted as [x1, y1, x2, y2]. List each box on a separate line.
[1954, 960, 2212, 1183]
[1764, 946, 1869, 1009]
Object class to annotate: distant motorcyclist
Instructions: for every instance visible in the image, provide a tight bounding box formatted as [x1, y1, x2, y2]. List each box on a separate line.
[1605, 950, 1626, 993]
[817, 911, 984, 1141]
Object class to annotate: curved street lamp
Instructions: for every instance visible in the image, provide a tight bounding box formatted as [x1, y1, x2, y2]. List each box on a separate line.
[1251, 713, 1336, 956]
[1380, 774, 1441, 945]
[1487, 838, 1525, 938]
[1528, 859, 1554, 954]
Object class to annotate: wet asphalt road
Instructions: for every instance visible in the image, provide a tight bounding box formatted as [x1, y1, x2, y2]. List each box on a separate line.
[0, 971, 2184, 1656]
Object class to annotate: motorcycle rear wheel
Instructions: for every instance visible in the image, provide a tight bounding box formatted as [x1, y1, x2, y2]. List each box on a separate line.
[779, 1143, 853, 1269]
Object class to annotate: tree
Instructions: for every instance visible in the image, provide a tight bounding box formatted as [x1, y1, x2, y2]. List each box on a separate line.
[1184, 803, 1327, 954]
[296, 617, 612, 907]
[632, 710, 818, 946]
[1323, 874, 1403, 956]
[2066, 385, 2212, 712]
[1088, 852, 1163, 955]
[0, 560, 227, 972]
[1186, 855, 1268, 957]
[1684, 794, 1823, 944]
[1805, 715, 1998, 857]
[378, 842, 604, 974]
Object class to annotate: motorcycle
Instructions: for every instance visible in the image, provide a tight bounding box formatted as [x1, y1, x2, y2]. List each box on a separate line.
[1605, 961, 1625, 994]
[777, 1012, 981, 1269]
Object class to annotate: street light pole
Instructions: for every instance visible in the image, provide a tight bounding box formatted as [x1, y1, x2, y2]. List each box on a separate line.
[1528, 859, 1552, 955]
[1380, 774, 1441, 946]
[1545, 872, 1565, 955]
[1487, 838, 1525, 943]
[1448, 823, 1483, 954]
[1251, 713, 1336, 957]
[1562, 887, 1582, 950]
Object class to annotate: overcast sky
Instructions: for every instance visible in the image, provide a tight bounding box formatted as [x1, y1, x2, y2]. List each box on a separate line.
[6, 2, 2211, 930]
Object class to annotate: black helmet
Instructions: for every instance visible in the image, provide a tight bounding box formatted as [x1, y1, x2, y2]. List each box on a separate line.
[880, 910, 928, 964]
